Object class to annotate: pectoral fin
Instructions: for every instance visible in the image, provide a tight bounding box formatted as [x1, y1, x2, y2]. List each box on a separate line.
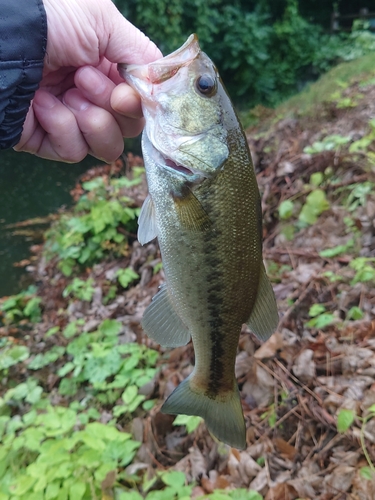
[142, 284, 191, 347]
[172, 187, 212, 232]
[246, 263, 279, 341]
[138, 195, 158, 245]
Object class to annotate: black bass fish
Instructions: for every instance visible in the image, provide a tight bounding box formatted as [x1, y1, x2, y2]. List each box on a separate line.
[119, 34, 278, 449]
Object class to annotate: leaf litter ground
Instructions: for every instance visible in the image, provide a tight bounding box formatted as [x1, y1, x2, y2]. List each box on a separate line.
[1, 67, 375, 499]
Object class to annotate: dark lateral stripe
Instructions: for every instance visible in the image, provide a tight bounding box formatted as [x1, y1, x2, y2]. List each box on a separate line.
[203, 217, 227, 395]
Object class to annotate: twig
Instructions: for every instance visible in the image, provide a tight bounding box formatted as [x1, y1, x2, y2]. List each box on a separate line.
[273, 359, 323, 405]
[277, 282, 315, 329]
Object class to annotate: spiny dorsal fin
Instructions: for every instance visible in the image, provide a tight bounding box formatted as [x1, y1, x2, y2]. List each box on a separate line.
[246, 263, 278, 341]
[142, 284, 191, 347]
[138, 194, 158, 245]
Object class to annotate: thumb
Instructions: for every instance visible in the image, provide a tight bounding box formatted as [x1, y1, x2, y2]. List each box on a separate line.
[102, 2, 162, 65]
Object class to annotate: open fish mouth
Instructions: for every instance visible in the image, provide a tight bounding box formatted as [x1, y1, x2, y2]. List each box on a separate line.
[164, 158, 195, 176]
[160, 153, 208, 182]
[143, 133, 207, 181]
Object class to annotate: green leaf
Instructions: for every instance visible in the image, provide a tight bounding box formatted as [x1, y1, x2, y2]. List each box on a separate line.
[26, 385, 43, 405]
[205, 493, 231, 500]
[308, 304, 326, 317]
[299, 189, 330, 225]
[173, 414, 203, 434]
[58, 362, 75, 377]
[23, 297, 42, 322]
[117, 268, 139, 289]
[60, 260, 74, 277]
[82, 177, 105, 191]
[69, 481, 86, 500]
[33, 475, 48, 493]
[278, 200, 294, 220]
[161, 471, 186, 489]
[307, 313, 335, 329]
[347, 306, 364, 321]
[117, 492, 143, 500]
[337, 408, 355, 433]
[122, 385, 138, 405]
[11, 475, 36, 496]
[319, 239, 354, 258]
[23, 428, 46, 451]
[44, 482, 61, 500]
[0, 345, 30, 370]
[309, 172, 324, 186]
[45, 326, 60, 338]
[85, 422, 130, 442]
[359, 466, 374, 480]
[63, 322, 77, 339]
[28, 346, 65, 370]
[142, 399, 156, 411]
[99, 319, 122, 337]
[59, 378, 78, 397]
[247, 492, 264, 500]
[81, 435, 107, 452]
[82, 349, 122, 384]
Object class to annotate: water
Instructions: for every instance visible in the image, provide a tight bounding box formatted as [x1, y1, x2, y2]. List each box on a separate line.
[0, 150, 96, 297]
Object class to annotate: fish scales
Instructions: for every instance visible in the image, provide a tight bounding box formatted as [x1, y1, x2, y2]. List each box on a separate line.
[119, 34, 278, 449]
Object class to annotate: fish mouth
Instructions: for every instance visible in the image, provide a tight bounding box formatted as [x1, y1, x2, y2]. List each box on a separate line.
[162, 154, 209, 182]
[143, 131, 208, 183]
[119, 34, 200, 89]
[164, 158, 195, 176]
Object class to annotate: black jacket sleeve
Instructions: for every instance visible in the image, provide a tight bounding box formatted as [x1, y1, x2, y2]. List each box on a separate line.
[0, 0, 47, 149]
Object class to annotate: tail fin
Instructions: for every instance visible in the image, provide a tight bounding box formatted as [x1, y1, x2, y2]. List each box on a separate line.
[161, 375, 246, 449]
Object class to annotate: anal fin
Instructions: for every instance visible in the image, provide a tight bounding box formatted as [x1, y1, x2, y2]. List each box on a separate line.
[142, 284, 191, 347]
[246, 263, 279, 341]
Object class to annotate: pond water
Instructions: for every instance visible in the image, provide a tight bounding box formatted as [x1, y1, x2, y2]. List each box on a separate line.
[0, 150, 96, 297]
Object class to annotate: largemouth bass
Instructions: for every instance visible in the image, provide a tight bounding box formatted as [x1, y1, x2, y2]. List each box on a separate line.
[119, 34, 278, 449]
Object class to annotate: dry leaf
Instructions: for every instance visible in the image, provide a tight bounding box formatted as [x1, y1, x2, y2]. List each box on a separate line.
[254, 332, 284, 359]
[274, 437, 297, 460]
[292, 348, 316, 383]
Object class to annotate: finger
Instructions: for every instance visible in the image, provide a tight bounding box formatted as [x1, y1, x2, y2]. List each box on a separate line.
[63, 88, 127, 162]
[103, 3, 163, 65]
[16, 89, 88, 162]
[74, 66, 144, 135]
[110, 83, 143, 119]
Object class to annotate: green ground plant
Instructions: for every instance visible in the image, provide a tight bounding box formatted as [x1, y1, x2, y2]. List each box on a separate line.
[0, 406, 141, 500]
[0, 316, 160, 500]
[337, 405, 375, 480]
[62, 278, 95, 302]
[0, 286, 42, 326]
[44, 176, 142, 276]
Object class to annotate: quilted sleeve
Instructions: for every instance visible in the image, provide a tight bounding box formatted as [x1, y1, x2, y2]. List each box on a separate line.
[0, 0, 47, 149]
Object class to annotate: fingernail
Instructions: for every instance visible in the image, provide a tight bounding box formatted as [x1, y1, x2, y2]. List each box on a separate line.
[63, 90, 90, 111]
[34, 90, 58, 109]
[78, 67, 107, 96]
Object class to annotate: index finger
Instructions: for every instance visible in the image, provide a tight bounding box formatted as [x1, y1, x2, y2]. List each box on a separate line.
[110, 82, 143, 119]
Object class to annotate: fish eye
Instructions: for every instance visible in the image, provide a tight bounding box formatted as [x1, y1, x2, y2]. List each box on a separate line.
[195, 74, 217, 97]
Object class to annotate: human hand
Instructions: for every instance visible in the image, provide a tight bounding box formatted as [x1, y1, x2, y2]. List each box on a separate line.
[14, 0, 162, 163]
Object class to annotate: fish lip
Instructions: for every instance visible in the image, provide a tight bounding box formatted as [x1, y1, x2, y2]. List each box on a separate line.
[118, 34, 200, 88]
